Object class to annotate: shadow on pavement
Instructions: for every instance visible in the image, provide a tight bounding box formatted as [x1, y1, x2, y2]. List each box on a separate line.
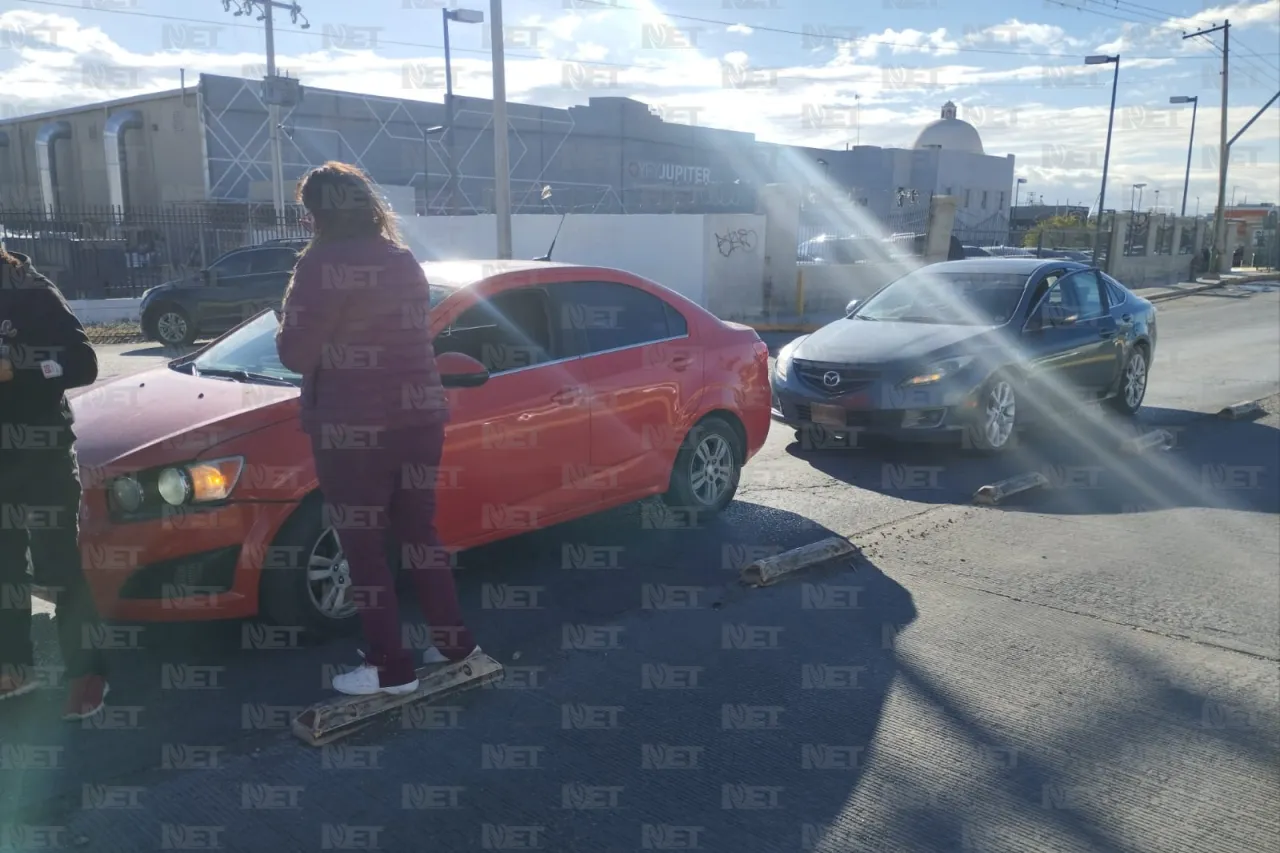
[833, 641, 1279, 852]
[2, 501, 916, 853]
[787, 404, 1279, 516]
[117, 344, 190, 359]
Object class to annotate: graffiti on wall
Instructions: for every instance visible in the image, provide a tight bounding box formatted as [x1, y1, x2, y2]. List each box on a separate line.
[716, 228, 757, 257]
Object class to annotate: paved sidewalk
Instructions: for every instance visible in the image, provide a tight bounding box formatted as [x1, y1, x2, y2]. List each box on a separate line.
[739, 269, 1279, 333]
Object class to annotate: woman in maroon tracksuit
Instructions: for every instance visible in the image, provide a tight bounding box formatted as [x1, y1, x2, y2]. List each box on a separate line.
[276, 161, 477, 696]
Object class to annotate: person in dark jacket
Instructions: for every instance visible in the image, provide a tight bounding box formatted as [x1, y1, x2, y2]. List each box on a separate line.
[0, 246, 110, 719]
[276, 161, 478, 696]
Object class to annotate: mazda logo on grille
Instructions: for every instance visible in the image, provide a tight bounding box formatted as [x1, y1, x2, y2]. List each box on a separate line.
[822, 370, 841, 388]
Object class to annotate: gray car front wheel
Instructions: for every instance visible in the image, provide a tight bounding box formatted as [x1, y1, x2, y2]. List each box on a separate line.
[150, 305, 197, 347]
[965, 377, 1019, 453]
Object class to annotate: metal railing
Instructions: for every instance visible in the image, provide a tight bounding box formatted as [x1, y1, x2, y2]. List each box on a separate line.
[0, 204, 309, 299]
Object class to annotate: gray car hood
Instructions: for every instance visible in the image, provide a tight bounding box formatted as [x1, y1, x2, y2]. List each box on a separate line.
[794, 318, 1000, 365]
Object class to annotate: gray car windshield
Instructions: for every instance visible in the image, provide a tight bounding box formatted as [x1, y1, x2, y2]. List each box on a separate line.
[854, 270, 1031, 326]
[187, 284, 455, 384]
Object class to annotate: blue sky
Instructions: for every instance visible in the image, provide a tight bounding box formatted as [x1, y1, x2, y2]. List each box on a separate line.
[2, 0, 1278, 210]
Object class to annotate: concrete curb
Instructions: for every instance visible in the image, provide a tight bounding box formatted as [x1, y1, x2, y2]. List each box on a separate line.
[973, 471, 1049, 506]
[1217, 400, 1266, 420]
[1121, 429, 1174, 454]
[740, 536, 857, 587]
[1145, 273, 1277, 303]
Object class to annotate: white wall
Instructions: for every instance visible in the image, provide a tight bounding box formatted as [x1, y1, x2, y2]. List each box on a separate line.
[798, 260, 924, 316]
[69, 298, 143, 324]
[398, 213, 721, 305]
[701, 214, 766, 319]
[377, 184, 417, 219]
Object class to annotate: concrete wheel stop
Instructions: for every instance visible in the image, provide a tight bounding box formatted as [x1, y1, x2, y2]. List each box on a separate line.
[973, 471, 1049, 506]
[1217, 400, 1266, 421]
[739, 536, 858, 587]
[1121, 429, 1175, 454]
[292, 651, 505, 746]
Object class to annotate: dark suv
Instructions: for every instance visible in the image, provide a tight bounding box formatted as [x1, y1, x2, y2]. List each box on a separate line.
[140, 239, 308, 346]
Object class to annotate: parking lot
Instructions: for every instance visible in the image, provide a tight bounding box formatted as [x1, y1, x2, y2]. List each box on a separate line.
[3, 285, 1278, 852]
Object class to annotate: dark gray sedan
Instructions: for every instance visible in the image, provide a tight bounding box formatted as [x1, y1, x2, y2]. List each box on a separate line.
[771, 259, 1157, 452]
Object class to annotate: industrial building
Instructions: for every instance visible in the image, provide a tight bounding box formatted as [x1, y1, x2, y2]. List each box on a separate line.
[1, 73, 1016, 222]
[0, 74, 1018, 296]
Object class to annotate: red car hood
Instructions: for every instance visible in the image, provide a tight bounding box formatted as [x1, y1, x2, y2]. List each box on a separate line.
[69, 366, 300, 471]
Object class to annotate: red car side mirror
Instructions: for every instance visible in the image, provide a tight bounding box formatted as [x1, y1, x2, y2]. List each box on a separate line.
[436, 351, 489, 389]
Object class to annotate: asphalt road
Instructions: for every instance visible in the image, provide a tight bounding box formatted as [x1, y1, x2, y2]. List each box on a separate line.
[3, 286, 1278, 853]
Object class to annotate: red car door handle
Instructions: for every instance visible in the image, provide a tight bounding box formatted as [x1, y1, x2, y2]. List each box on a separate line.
[551, 387, 579, 405]
[670, 355, 693, 371]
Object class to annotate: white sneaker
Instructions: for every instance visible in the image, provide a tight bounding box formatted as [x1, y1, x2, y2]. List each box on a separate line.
[422, 646, 481, 665]
[331, 663, 419, 697]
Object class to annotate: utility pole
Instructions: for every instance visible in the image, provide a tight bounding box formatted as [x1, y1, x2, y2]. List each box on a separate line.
[222, 1, 308, 224]
[1184, 20, 1229, 278]
[489, 0, 512, 259]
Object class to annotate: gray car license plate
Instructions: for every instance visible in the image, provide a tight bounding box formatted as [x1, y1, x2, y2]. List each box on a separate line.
[810, 404, 846, 427]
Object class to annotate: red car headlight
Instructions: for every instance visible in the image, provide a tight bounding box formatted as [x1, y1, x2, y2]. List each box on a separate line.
[156, 457, 245, 506]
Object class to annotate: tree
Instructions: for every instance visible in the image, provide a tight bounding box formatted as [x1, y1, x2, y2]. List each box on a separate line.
[1021, 214, 1088, 248]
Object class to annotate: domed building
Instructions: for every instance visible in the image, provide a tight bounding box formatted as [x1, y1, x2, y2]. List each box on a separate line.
[913, 101, 985, 155]
[758, 100, 1017, 244]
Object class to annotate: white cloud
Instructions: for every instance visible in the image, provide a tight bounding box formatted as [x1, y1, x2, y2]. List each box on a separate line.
[0, 4, 1275, 207]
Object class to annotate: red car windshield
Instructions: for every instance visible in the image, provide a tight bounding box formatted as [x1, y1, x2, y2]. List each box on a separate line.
[187, 285, 454, 384]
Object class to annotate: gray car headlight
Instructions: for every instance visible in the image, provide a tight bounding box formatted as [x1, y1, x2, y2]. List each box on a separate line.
[774, 339, 803, 381]
[901, 356, 975, 387]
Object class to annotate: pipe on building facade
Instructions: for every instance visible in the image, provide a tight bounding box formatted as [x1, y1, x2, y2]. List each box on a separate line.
[104, 109, 144, 211]
[35, 120, 72, 212]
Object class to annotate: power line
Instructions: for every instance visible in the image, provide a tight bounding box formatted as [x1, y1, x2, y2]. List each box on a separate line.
[1068, 0, 1279, 77]
[13, 0, 1272, 63]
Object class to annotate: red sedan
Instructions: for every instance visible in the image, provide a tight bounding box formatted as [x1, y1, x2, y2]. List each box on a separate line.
[69, 261, 772, 636]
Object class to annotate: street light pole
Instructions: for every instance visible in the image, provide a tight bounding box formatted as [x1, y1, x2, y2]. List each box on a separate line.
[443, 9, 455, 216]
[489, 0, 512, 259]
[1012, 176, 1026, 244]
[422, 125, 445, 214]
[1169, 95, 1198, 216]
[442, 9, 485, 216]
[263, 2, 284, 220]
[1086, 54, 1120, 267]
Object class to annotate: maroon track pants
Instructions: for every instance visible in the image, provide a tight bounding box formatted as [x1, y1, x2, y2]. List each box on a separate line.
[310, 422, 475, 687]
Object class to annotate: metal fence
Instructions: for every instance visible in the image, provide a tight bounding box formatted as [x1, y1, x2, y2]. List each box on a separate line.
[796, 193, 931, 263]
[952, 211, 1010, 248]
[1179, 222, 1197, 254]
[0, 204, 309, 299]
[1124, 212, 1151, 257]
[1149, 214, 1174, 255]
